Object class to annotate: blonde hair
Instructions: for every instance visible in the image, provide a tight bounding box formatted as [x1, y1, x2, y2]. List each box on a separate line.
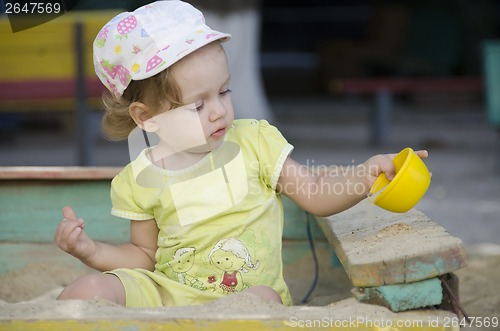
[101, 67, 182, 141]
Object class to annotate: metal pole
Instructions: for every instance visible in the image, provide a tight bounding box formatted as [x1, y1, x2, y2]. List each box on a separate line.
[75, 21, 92, 166]
[496, 128, 500, 175]
[372, 88, 392, 146]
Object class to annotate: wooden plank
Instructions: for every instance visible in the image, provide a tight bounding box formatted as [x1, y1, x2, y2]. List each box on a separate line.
[316, 199, 467, 287]
[0, 79, 105, 101]
[0, 166, 121, 180]
[0, 167, 317, 244]
[0, 318, 457, 331]
[0, 297, 458, 331]
[0, 179, 129, 243]
[0, 52, 75, 80]
[0, 97, 103, 112]
[0, 183, 318, 244]
[2, 320, 296, 331]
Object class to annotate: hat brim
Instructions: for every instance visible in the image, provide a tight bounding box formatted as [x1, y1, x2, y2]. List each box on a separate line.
[132, 30, 231, 82]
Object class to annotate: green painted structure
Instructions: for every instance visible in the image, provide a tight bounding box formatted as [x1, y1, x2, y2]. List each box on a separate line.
[0, 171, 329, 276]
[0, 178, 324, 244]
[352, 277, 443, 312]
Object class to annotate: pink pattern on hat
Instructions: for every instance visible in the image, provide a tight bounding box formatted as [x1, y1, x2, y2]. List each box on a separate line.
[146, 54, 165, 73]
[205, 33, 219, 39]
[132, 45, 142, 54]
[106, 79, 119, 96]
[95, 26, 109, 48]
[115, 65, 131, 86]
[100, 60, 131, 85]
[116, 15, 138, 39]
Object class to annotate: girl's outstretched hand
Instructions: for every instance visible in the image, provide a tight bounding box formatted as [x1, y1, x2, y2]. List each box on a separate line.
[362, 149, 429, 188]
[54, 206, 97, 263]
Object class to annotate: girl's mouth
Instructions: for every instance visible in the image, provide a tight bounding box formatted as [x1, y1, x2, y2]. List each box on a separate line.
[211, 127, 226, 139]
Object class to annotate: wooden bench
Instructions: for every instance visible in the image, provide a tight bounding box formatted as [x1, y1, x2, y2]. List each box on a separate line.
[0, 11, 119, 165]
[329, 76, 484, 146]
[316, 199, 468, 312]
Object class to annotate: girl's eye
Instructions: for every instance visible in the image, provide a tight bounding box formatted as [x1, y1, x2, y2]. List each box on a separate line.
[219, 89, 232, 96]
[195, 102, 204, 111]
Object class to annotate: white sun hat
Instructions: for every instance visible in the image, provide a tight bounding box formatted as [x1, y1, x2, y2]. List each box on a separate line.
[93, 0, 231, 96]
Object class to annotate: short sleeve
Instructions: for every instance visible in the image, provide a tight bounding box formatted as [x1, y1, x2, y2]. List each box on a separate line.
[257, 120, 294, 189]
[110, 169, 155, 221]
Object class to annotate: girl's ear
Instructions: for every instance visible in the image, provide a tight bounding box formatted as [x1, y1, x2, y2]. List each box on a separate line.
[129, 102, 158, 132]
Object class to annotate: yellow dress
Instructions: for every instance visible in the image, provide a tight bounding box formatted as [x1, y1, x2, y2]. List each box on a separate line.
[107, 119, 294, 307]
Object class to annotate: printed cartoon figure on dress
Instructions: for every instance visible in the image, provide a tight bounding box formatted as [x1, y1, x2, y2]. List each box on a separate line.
[166, 247, 206, 290]
[208, 238, 260, 294]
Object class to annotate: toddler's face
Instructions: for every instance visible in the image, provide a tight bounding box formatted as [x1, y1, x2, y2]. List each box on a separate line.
[169, 250, 196, 273]
[152, 42, 234, 154]
[210, 249, 245, 272]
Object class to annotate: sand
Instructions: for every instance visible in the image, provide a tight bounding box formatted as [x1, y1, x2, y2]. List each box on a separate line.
[0, 244, 499, 330]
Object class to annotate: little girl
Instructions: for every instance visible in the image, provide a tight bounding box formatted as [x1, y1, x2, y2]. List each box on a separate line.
[55, 0, 428, 307]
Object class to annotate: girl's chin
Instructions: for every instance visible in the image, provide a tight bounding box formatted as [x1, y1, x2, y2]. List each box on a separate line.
[156, 139, 224, 155]
[187, 145, 211, 153]
[185, 141, 223, 153]
[207, 139, 224, 151]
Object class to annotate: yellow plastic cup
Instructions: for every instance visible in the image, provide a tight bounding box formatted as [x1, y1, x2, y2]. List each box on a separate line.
[369, 147, 431, 213]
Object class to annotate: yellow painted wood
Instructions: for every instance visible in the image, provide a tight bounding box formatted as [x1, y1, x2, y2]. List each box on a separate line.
[0, 319, 457, 331]
[0, 53, 74, 80]
[0, 10, 120, 81]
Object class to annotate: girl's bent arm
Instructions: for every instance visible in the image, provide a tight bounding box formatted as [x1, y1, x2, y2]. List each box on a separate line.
[83, 219, 159, 272]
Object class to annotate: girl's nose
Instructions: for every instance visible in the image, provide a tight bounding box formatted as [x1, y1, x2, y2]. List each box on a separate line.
[208, 100, 226, 121]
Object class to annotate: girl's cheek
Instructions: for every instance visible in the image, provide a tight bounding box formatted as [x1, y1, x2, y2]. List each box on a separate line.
[155, 107, 208, 149]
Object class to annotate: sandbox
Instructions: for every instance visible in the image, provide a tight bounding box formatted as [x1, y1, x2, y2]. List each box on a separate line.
[1, 167, 498, 331]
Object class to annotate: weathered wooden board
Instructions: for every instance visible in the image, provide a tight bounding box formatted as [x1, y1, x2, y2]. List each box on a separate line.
[0, 180, 130, 243]
[0, 297, 458, 331]
[0, 167, 319, 244]
[0, 317, 458, 331]
[316, 199, 467, 287]
[0, 167, 128, 243]
[0, 167, 122, 180]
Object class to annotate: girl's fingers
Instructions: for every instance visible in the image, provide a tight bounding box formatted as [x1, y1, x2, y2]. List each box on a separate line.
[56, 219, 83, 248]
[62, 206, 77, 221]
[66, 225, 83, 251]
[414, 149, 429, 159]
